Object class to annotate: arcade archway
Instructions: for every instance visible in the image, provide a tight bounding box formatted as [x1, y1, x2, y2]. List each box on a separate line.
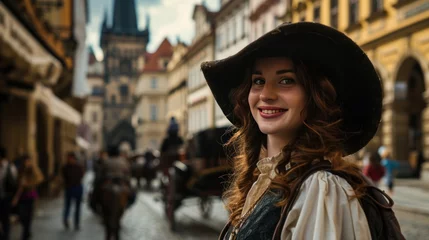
[392, 57, 425, 161]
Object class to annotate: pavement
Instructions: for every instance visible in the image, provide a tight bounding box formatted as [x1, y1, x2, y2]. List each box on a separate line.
[383, 178, 429, 216]
[7, 172, 429, 240]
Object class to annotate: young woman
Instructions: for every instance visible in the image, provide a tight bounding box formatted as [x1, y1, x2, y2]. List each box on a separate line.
[201, 22, 388, 239]
[12, 155, 43, 240]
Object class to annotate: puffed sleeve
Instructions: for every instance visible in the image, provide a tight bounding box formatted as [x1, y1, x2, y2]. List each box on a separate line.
[280, 171, 371, 240]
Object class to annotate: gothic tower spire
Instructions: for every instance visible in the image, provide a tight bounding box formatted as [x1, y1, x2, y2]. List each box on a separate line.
[111, 0, 139, 35]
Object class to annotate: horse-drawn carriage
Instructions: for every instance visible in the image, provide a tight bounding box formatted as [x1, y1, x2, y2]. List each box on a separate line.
[160, 126, 234, 230]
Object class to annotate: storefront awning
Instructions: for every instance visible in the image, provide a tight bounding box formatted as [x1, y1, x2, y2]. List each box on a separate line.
[36, 84, 82, 125]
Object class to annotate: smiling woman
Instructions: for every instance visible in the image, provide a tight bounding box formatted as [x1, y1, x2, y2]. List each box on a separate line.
[248, 57, 306, 149]
[201, 22, 404, 240]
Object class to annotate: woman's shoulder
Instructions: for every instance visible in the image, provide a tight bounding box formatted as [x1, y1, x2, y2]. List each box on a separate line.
[300, 170, 355, 197]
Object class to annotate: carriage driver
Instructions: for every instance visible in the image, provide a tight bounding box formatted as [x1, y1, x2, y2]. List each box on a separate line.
[94, 145, 136, 207]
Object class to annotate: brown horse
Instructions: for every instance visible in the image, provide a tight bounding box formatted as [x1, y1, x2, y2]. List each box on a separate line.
[100, 179, 130, 240]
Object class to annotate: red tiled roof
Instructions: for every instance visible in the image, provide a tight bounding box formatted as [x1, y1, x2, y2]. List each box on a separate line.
[143, 38, 173, 72]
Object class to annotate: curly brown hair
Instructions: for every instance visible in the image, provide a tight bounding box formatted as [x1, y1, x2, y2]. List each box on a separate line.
[223, 58, 367, 226]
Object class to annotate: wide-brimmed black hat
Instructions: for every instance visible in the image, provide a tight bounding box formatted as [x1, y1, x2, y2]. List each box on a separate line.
[201, 22, 382, 155]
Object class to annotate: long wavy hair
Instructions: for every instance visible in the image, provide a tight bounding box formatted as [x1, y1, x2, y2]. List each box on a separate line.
[223, 58, 367, 226]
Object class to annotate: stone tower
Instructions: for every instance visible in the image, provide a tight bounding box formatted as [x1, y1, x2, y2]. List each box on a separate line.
[100, 0, 150, 150]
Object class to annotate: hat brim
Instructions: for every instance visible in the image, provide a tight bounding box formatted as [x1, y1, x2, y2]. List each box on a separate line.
[201, 22, 382, 155]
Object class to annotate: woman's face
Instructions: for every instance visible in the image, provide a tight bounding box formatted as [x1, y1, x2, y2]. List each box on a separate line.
[248, 57, 307, 138]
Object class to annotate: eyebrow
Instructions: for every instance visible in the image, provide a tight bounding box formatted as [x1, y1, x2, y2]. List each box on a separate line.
[252, 69, 295, 75]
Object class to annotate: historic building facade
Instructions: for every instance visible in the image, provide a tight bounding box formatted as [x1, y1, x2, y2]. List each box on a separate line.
[287, 0, 429, 166]
[0, 0, 88, 196]
[186, 4, 217, 136]
[249, 0, 288, 41]
[214, 0, 251, 127]
[135, 39, 173, 151]
[83, 48, 104, 159]
[166, 40, 189, 138]
[100, 0, 150, 151]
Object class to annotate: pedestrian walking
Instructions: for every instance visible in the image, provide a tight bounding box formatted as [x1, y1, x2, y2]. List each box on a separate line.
[62, 152, 85, 230]
[379, 146, 401, 195]
[201, 22, 403, 239]
[0, 147, 18, 240]
[363, 151, 385, 187]
[11, 155, 43, 240]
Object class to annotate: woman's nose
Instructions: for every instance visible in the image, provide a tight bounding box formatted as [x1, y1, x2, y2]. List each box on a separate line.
[260, 84, 277, 101]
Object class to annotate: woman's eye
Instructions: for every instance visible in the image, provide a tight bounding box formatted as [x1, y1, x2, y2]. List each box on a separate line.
[279, 78, 295, 85]
[252, 78, 265, 85]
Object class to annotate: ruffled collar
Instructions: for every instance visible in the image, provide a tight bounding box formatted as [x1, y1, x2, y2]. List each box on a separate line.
[241, 151, 286, 218]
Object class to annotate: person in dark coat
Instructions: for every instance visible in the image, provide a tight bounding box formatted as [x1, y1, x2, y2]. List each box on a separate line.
[62, 152, 85, 230]
[0, 147, 18, 240]
[159, 117, 184, 174]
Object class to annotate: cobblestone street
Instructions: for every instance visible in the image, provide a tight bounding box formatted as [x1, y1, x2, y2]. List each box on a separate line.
[9, 173, 228, 240]
[8, 174, 429, 240]
[395, 208, 429, 240]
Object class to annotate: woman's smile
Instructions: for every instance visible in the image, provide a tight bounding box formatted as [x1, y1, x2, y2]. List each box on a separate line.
[258, 107, 288, 118]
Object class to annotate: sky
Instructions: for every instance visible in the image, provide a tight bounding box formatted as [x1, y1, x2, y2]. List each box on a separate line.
[87, 0, 220, 60]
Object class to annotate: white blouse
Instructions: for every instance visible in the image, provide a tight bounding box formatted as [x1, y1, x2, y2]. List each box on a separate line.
[240, 153, 371, 240]
[280, 171, 372, 240]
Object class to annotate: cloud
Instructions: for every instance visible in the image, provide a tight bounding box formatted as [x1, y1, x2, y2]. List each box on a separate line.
[87, 0, 219, 59]
[138, 0, 219, 52]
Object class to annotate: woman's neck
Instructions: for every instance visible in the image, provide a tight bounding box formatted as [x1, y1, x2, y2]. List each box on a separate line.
[266, 134, 295, 157]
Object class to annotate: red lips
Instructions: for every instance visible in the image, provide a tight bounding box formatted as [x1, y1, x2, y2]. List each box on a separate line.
[258, 107, 288, 119]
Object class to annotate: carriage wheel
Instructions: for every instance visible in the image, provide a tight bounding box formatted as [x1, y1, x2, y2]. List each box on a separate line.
[166, 168, 176, 231]
[199, 197, 213, 219]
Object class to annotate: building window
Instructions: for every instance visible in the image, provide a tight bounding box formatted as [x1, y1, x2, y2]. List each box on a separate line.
[92, 111, 97, 123]
[150, 139, 157, 148]
[241, 14, 246, 38]
[330, 0, 338, 28]
[299, 12, 306, 22]
[151, 77, 158, 89]
[273, 16, 278, 28]
[111, 95, 116, 104]
[120, 59, 131, 74]
[231, 18, 236, 43]
[92, 86, 104, 97]
[163, 60, 169, 69]
[225, 25, 229, 48]
[119, 85, 129, 96]
[349, 0, 359, 25]
[216, 31, 222, 50]
[93, 133, 98, 143]
[313, 5, 321, 23]
[262, 22, 266, 35]
[119, 85, 129, 103]
[150, 104, 157, 121]
[371, 0, 383, 13]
